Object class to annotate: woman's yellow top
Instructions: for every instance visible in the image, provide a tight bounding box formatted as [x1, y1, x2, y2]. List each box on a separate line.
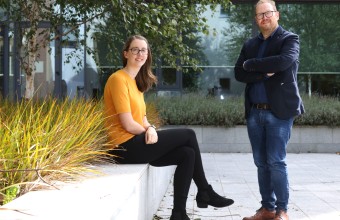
[103, 70, 146, 147]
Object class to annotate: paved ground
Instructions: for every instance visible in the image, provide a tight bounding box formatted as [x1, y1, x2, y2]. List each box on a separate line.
[154, 153, 340, 220]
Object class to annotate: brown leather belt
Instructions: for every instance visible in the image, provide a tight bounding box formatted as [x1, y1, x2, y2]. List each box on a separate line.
[252, 103, 271, 110]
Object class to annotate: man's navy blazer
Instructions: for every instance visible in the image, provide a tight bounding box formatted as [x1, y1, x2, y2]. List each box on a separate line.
[234, 25, 305, 120]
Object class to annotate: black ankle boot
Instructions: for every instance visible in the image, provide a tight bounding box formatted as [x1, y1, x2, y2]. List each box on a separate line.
[169, 210, 190, 220]
[196, 185, 234, 208]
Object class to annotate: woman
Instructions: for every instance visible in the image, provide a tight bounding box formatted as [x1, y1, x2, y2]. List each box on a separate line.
[103, 35, 234, 220]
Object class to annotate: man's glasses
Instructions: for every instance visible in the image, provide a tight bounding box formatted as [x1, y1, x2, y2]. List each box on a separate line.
[129, 48, 148, 55]
[255, 11, 276, 20]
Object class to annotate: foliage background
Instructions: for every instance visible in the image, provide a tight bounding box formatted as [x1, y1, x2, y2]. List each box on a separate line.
[0, 0, 232, 98]
[222, 3, 340, 96]
[147, 93, 340, 127]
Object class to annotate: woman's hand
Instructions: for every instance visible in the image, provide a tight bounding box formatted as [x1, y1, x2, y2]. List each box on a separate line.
[145, 126, 158, 144]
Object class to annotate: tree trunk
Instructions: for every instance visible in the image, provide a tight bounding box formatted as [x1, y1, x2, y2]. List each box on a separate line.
[24, 33, 37, 99]
[25, 72, 35, 99]
[23, 1, 39, 100]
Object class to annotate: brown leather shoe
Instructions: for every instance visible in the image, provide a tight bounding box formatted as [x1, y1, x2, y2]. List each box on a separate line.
[274, 210, 289, 220]
[242, 207, 276, 220]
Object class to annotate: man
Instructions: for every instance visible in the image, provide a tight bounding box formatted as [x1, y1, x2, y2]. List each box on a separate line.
[234, 1, 305, 220]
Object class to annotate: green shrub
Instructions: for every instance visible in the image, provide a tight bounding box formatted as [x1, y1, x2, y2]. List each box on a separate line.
[147, 93, 245, 127]
[148, 93, 340, 127]
[295, 94, 340, 126]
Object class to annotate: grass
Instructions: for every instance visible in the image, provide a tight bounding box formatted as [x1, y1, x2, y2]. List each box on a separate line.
[0, 98, 110, 204]
[0, 97, 162, 205]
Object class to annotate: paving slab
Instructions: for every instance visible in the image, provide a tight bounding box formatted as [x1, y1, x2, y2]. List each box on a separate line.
[154, 153, 340, 220]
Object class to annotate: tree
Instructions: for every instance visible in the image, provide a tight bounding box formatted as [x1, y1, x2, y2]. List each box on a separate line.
[221, 3, 340, 95]
[1, 0, 232, 99]
[94, 1, 231, 92]
[278, 4, 340, 73]
[1, 0, 110, 99]
[278, 4, 340, 95]
[221, 3, 255, 66]
[95, 2, 210, 91]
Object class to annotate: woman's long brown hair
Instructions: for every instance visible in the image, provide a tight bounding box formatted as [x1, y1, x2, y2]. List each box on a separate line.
[122, 35, 158, 92]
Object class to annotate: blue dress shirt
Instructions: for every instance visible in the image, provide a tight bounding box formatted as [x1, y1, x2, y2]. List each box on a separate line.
[249, 27, 279, 104]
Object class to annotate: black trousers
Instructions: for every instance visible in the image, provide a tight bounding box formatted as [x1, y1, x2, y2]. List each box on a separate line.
[109, 128, 209, 211]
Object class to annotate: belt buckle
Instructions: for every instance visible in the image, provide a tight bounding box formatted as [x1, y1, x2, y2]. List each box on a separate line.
[256, 104, 268, 110]
[256, 104, 264, 110]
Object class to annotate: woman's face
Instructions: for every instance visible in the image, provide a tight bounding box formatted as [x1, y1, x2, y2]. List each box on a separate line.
[124, 39, 148, 69]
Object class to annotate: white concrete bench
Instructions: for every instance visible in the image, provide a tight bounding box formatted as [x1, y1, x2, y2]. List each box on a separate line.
[0, 163, 175, 220]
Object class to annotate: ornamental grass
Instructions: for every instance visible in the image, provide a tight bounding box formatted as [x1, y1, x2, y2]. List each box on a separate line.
[0, 98, 110, 205]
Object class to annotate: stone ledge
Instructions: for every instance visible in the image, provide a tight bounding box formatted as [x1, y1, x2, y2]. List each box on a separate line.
[165, 125, 340, 153]
[0, 163, 175, 220]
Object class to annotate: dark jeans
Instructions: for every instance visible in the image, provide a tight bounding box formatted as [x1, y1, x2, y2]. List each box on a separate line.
[108, 128, 209, 211]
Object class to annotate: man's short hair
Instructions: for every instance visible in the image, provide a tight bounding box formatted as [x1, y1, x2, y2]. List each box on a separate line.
[255, 0, 277, 11]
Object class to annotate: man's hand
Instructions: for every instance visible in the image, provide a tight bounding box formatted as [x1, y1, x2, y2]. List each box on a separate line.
[243, 61, 247, 70]
[267, 73, 275, 77]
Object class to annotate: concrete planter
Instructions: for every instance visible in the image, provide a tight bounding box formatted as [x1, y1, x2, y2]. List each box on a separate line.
[0, 164, 175, 220]
[164, 125, 340, 153]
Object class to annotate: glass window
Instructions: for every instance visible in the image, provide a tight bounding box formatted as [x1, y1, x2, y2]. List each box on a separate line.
[197, 4, 253, 96]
